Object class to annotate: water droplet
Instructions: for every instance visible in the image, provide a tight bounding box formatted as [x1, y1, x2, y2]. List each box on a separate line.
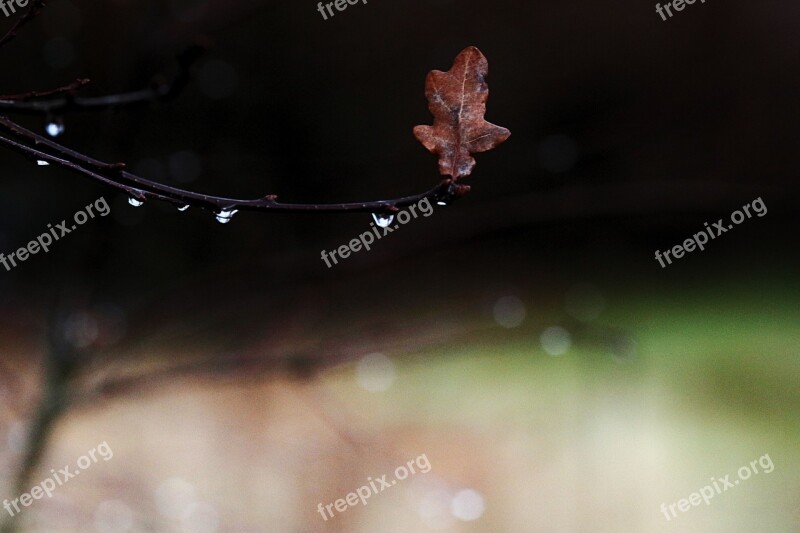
[155, 478, 196, 519]
[36, 160, 50, 166]
[356, 353, 396, 392]
[215, 208, 238, 224]
[94, 500, 134, 533]
[540, 326, 571, 356]
[436, 201, 447, 206]
[451, 488, 485, 521]
[493, 296, 526, 328]
[128, 197, 144, 207]
[45, 117, 65, 137]
[178, 205, 190, 212]
[372, 213, 394, 228]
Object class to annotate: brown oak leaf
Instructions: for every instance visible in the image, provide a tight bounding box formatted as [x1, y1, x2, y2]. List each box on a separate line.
[413, 46, 510, 180]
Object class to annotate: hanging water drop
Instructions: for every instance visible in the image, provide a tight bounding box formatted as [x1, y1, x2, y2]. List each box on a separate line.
[177, 205, 190, 212]
[436, 201, 447, 206]
[215, 208, 238, 224]
[128, 197, 144, 207]
[372, 213, 394, 228]
[36, 160, 50, 166]
[45, 117, 65, 138]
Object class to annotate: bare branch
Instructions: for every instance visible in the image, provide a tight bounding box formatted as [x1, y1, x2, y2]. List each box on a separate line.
[0, 116, 469, 216]
[0, 27, 477, 218]
[0, 0, 46, 50]
[0, 79, 91, 101]
[0, 44, 206, 115]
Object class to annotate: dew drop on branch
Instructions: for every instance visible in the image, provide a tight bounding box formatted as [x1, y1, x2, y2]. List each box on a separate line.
[45, 117, 65, 137]
[215, 209, 238, 224]
[128, 197, 144, 207]
[36, 160, 50, 166]
[177, 205, 190, 212]
[372, 213, 394, 228]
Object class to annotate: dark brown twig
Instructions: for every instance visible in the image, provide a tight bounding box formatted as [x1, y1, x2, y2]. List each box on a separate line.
[0, 116, 469, 216]
[0, 79, 91, 101]
[0, 0, 45, 50]
[0, 44, 206, 115]
[0, 0, 46, 50]
[0, 1, 469, 217]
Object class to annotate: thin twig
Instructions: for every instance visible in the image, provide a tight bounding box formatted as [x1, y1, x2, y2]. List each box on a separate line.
[0, 44, 206, 115]
[0, 2, 468, 215]
[0, 128, 179, 204]
[0, 0, 46, 50]
[0, 116, 470, 215]
[0, 79, 91, 102]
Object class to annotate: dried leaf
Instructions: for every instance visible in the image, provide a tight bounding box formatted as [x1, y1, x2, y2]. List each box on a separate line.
[413, 46, 510, 180]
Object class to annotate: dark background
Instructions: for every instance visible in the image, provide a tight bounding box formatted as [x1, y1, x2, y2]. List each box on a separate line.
[0, 0, 796, 298]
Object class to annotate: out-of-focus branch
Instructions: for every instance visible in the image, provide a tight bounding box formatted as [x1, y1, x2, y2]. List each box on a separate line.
[0, 306, 78, 533]
[0, 44, 207, 115]
[0, 79, 90, 102]
[0, 0, 45, 50]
